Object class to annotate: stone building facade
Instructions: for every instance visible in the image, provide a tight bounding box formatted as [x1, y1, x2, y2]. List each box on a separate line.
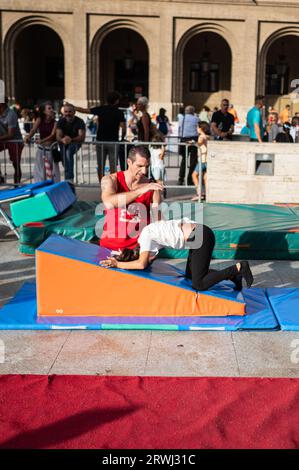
[1, 0, 299, 120]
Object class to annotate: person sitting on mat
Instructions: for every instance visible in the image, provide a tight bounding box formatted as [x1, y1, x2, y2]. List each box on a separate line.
[100, 219, 254, 292]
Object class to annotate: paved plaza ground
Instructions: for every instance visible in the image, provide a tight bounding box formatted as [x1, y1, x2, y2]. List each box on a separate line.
[1, 187, 299, 378]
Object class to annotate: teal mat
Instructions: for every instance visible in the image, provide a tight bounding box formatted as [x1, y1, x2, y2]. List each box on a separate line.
[19, 201, 101, 255]
[11, 181, 76, 226]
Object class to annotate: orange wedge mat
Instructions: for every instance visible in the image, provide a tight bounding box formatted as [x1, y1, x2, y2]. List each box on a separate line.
[36, 250, 245, 317]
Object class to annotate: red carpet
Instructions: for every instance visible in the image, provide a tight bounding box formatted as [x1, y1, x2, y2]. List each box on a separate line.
[0, 375, 299, 449]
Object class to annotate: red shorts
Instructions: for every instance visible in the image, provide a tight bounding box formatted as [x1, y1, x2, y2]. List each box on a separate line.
[0, 142, 24, 164]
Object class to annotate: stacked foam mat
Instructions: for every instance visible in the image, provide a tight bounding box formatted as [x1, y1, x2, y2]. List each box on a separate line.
[0, 235, 282, 331]
[10, 181, 76, 226]
[18, 202, 299, 260]
[18, 201, 100, 254]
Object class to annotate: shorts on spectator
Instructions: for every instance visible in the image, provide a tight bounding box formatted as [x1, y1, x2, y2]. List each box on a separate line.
[194, 162, 207, 174]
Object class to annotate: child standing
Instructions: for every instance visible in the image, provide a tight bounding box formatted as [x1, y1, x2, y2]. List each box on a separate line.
[149, 132, 166, 187]
[191, 121, 210, 201]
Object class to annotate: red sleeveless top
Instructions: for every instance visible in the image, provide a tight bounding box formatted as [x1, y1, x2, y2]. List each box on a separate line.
[39, 119, 55, 140]
[100, 172, 154, 250]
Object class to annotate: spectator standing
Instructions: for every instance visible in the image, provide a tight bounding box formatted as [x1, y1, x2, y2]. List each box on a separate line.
[156, 108, 170, 136]
[127, 101, 138, 140]
[56, 104, 86, 183]
[177, 106, 185, 122]
[136, 96, 152, 142]
[149, 132, 166, 189]
[199, 106, 210, 123]
[178, 105, 199, 185]
[280, 104, 291, 124]
[20, 108, 33, 134]
[210, 99, 234, 140]
[228, 104, 239, 123]
[71, 91, 126, 182]
[191, 122, 210, 201]
[0, 98, 24, 184]
[199, 121, 209, 198]
[290, 116, 299, 142]
[25, 101, 60, 182]
[246, 95, 265, 143]
[267, 112, 281, 142]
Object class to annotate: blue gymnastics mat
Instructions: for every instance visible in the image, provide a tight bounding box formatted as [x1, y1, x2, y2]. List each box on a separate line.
[267, 288, 299, 331]
[0, 181, 53, 202]
[0, 282, 278, 331]
[10, 181, 76, 227]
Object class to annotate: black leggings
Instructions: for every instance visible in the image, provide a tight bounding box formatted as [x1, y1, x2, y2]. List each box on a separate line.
[185, 224, 238, 291]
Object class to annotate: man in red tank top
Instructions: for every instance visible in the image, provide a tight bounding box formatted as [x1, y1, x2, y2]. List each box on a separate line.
[100, 145, 163, 250]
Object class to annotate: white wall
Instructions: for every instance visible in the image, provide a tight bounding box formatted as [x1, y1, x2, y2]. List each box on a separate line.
[207, 141, 299, 204]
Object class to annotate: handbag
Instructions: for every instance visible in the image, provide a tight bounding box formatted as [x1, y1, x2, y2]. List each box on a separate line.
[51, 146, 62, 163]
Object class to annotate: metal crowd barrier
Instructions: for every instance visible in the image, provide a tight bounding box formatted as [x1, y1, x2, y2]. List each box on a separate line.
[0, 139, 203, 195]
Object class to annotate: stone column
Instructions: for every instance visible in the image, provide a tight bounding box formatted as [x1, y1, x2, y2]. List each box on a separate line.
[231, 18, 259, 123]
[64, 7, 88, 107]
[149, 12, 174, 119]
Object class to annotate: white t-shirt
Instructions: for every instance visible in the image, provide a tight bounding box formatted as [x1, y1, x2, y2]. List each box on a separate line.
[149, 147, 164, 169]
[138, 218, 194, 255]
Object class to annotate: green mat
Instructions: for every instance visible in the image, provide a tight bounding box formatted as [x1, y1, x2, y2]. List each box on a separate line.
[160, 204, 299, 260]
[19, 201, 101, 255]
[18, 202, 299, 259]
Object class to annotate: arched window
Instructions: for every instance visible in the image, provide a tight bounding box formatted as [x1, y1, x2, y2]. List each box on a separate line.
[182, 31, 232, 109]
[99, 28, 149, 107]
[265, 35, 299, 96]
[14, 24, 64, 107]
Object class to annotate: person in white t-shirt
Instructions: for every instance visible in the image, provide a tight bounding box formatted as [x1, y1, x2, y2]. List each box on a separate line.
[100, 220, 254, 291]
[149, 132, 166, 186]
